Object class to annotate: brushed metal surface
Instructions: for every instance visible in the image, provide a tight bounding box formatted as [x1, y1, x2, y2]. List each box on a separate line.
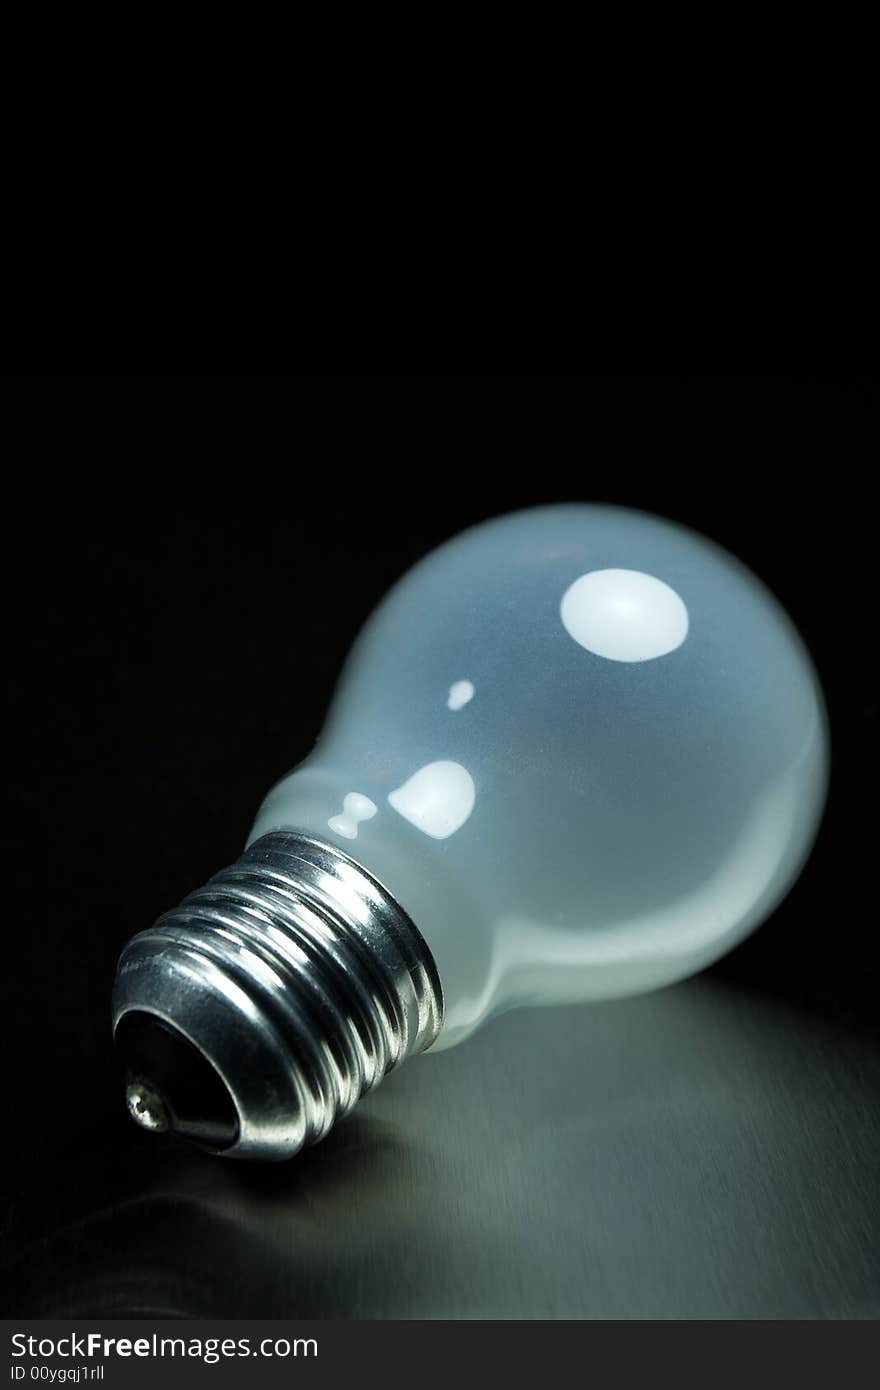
[3, 977, 877, 1318]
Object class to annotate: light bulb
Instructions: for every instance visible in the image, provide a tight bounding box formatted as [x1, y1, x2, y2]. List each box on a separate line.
[112, 504, 828, 1160]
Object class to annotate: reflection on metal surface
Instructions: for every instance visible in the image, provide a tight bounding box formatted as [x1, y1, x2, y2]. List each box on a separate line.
[5, 981, 879, 1318]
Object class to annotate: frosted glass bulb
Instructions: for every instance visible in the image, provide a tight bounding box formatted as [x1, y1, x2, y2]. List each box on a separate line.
[112, 504, 828, 1160]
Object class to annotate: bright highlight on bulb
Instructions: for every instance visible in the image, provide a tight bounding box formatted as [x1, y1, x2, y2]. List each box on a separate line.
[113, 504, 828, 1160]
[560, 567, 689, 661]
[388, 760, 476, 840]
[447, 680, 475, 710]
[327, 792, 378, 840]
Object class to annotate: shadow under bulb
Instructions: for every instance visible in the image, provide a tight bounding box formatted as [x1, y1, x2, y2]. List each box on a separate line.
[112, 505, 828, 1160]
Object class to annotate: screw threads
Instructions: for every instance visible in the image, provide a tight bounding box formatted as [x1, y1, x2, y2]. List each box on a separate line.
[112, 834, 443, 1160]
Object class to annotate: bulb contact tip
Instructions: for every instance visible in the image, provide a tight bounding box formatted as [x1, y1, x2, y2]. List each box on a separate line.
[125, 1081, 169, 1132]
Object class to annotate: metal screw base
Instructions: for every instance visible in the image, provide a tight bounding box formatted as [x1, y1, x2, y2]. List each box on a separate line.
[112, 833, 444, 1160]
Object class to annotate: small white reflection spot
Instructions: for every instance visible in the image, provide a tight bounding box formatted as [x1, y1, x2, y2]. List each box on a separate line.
[447, 680, 475, 711]
[328, 793, 378, 840]
[561, 569, 688, 662]
[388, 760, 475, 840]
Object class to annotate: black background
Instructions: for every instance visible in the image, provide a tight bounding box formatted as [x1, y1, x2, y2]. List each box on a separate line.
[1, 373, 877, 1317]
